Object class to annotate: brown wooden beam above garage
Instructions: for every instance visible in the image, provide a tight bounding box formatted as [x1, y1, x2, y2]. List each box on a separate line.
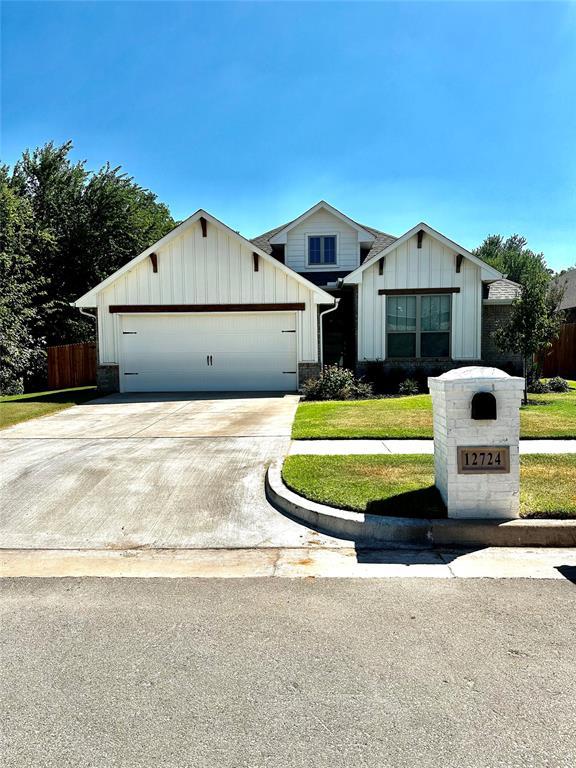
[109, 303, 306, 313]
[378, 287, 461, 296]
[199, 216, 207, 237]
[149, 252, 158, 273]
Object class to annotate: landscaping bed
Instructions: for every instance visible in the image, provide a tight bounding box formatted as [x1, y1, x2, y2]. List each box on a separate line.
[0, 387, 97, 429]
[282, 454, 576, 519]
[292, 382, 576, 440]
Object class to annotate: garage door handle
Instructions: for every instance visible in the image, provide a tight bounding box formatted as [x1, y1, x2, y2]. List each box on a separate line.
[206, 355, 214, 366]
[210, 355, 213, 366]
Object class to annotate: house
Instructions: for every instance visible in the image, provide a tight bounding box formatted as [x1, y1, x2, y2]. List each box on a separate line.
[74, 201, 521, 393]
[554, 268, 576, 322]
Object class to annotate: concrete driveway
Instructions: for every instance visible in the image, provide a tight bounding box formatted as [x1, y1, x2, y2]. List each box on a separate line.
[0, 393, 335, 550]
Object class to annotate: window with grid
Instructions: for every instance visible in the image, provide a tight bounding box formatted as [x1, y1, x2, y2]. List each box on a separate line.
[386, 294, 451, 358]
[308, 235, 337, 265]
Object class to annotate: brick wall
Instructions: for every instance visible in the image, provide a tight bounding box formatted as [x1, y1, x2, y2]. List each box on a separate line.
[481, 304, 523, 374]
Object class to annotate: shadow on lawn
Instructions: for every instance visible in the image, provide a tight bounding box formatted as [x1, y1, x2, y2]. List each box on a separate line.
[2, 388, 98, 406]
[365, 485, 446, 519]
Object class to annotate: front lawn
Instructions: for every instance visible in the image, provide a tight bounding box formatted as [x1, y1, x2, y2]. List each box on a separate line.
[0, 386, 98, 429]
[292, 382, 576, 439]
[282, 454, 576, 519]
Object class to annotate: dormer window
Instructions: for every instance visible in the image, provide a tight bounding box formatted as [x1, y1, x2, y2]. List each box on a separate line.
[308, 235, 337, 266]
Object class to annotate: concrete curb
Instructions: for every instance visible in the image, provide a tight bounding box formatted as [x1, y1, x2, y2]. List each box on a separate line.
[266, 461, 576, 549]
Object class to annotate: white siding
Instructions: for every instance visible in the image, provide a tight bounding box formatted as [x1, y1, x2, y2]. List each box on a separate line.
[285, 209, 361, 273]
[357, 232, 482, 361]
[96, 221, 319, 365]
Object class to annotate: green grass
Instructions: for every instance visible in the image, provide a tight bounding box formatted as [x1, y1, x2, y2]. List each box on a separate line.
[0, 386, 98, 429]
[282, 454, 576, 519]
[292, 381, 576, 440]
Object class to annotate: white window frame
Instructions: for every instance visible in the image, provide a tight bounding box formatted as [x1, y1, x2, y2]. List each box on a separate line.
[306, 233, 339, 268]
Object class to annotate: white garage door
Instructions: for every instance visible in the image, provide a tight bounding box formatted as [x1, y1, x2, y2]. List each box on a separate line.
[119, 313, 298, 392]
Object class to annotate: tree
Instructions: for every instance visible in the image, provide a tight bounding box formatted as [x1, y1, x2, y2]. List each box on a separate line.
[10, 141, 175, 346]
[0, 166, 46, 393]
[474, 234, 549, 285]
[1, 141, 175, 392]
[491, 262, 563, 403]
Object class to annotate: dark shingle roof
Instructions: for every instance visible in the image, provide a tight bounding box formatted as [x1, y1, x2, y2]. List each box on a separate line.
[250, 215, 397, 260]
[484, 278, 522, 301]
[554, 269, 576, 311]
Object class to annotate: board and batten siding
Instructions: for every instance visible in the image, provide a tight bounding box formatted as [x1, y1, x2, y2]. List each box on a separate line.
[285, 209, 361, 273]
[357, 232, 482, 361]
[96, 221, 319, 364]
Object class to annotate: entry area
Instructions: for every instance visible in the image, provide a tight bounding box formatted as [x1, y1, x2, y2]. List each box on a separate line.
[119, 312, 298, 392]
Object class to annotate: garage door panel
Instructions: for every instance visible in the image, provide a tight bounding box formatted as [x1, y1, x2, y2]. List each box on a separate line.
[120, 313, 298, 392]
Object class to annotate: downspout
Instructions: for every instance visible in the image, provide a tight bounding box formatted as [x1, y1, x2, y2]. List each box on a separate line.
[319, 298, 341, 368]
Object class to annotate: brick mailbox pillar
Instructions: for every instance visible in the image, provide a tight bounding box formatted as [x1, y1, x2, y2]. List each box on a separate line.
[428, 366, 525, 519]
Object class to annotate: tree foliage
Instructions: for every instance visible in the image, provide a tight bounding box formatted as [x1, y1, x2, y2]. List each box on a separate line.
[491, 259, 563, 402]
[1, 141, 175, 393]
[474, 234, 549, 285]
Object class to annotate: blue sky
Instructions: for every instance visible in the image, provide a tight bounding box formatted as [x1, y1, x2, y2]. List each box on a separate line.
[2, 1, 575, 270]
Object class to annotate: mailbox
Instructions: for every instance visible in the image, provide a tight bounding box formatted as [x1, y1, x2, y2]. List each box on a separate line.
[428, 366, 525, 519]
[471, 391, 497, 420]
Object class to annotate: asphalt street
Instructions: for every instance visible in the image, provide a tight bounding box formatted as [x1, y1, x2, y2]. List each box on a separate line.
[1, 577, 575, 768]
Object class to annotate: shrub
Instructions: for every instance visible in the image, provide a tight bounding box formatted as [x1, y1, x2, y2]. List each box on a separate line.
[302, 365, 373, 401]
[547, 376, 570, 393]
[398, 378, 419, 396]
[527, 378, 550, 394]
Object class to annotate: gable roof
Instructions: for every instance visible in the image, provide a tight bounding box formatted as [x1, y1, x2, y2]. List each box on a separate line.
[251, 202, 397, 261]
[73, 209, 335, 307]
[342, 222, 504, 284]
[483, 278, 522, 303]
[251, 200, 399, 252]
[554, 268, 576, 311]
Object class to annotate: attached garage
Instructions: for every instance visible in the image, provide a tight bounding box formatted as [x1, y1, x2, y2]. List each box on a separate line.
[119, 311, 298, 392]
[74, 209, 334, 393]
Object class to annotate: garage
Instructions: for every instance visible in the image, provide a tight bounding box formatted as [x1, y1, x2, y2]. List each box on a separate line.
[73, 209, 334, 394]
[119, 312, 298, 392]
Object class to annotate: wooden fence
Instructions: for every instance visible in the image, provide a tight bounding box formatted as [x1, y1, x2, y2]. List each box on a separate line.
[537, 324, 576, 379]
[47, 342, 97, 389]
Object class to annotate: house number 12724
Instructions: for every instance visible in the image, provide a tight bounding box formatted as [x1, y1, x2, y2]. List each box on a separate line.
[457, 446, 510, 474]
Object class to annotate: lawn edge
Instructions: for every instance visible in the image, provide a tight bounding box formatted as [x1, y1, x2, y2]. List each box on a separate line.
[267, 460, 576, 549]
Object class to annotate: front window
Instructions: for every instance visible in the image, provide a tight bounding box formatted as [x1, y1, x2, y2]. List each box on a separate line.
[308, 235, 337, 265]
[386, 294, 451, 358]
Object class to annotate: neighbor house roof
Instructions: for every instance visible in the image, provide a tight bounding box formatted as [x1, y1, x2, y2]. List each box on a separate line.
[483, 278, 522, 303]
[554, 268, 576, 311]
[250, 201, 397, 260]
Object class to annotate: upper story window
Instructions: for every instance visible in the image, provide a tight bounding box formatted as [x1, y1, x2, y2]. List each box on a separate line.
[386, 294, 451, 359]
[308, 235, 337, 266]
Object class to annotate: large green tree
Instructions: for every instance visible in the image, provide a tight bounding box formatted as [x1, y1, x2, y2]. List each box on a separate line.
[0, 166, 46, 393]
[474, 234, 549, 285]
[1, 141, 175, 392]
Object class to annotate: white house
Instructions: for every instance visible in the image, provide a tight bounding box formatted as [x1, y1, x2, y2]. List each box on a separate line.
[74, 201, 522, 393]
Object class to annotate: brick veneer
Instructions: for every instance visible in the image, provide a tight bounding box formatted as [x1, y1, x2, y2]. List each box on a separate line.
[481, 304, 523, 373]
[428, 367, 525, 519]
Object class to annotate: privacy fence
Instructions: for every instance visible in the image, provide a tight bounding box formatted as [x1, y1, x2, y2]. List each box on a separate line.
[537, 324, 576, 380]
[47, 342, 97, 389]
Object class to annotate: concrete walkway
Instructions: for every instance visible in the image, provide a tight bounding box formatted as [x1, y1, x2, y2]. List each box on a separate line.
[290, 438, 576, 455]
